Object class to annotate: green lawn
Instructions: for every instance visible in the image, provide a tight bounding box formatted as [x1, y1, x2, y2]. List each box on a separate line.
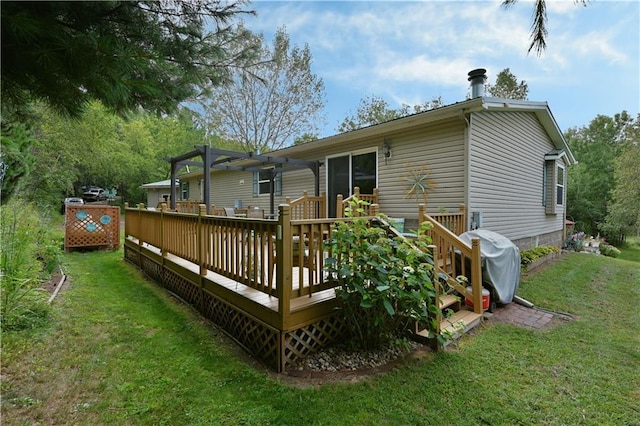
[2, 246, 639, 425]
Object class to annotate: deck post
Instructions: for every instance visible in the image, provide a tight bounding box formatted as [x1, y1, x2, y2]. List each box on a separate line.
[370, 203, 379, 216]
[470, 238, 483, 314]
[302, 191, 308, 219]
[418, 204, 426, 224]
[137, 203, 144, 252]
[459, 203, 467, 233]
[336, 194, 343, 218]
[319, 191, 326, 218]
[197, 204, 207, 312]
[276, 204, 293, 329]
[353, 187, 361, 217]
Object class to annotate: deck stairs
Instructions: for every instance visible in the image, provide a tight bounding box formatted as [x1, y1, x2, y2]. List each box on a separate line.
[414, 289, 483, 349]
[380, 211, 485, 349]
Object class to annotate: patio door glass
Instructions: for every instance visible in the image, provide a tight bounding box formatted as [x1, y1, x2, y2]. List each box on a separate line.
[327, 151, 377, 217]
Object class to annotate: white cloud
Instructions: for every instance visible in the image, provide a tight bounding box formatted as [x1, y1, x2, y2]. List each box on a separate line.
[246, 1, 638, 134]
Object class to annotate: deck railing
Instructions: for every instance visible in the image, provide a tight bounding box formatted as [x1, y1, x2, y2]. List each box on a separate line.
[175, 200, 203, 214]
[286, 191, 326, 220]
[125, 203, 373, 329]
[418, 204, 483, 314]
[336, 187, 379, 218]
[421, 203, 467, 236]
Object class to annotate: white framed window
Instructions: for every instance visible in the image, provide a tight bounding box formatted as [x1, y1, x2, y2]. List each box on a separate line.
[181, 182, 189, 200]
[556, 165, 564, 206]
[253, 167, 282, 197]
[544, 160, 565, 214]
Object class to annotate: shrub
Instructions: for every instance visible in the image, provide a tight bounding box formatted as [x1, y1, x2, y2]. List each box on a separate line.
[324, 198, 439, 350]
[520, 246, 561, 265]
[599, 243, 621, 258]
[0, 199, 59, 331]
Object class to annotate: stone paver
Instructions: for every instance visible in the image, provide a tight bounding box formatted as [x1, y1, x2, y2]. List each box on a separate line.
[489, 302, 555, 329]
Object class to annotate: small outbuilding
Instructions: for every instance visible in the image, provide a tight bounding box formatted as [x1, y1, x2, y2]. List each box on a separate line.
[140, 179, 179, 208]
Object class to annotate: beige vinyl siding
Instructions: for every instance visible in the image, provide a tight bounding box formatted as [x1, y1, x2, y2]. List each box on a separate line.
[145, 189, 171, 208]
[206, 167, 319, 211]
[197, 118, 466, 217]
[468, 111, 564, 241]
[377, 118, 466, 218]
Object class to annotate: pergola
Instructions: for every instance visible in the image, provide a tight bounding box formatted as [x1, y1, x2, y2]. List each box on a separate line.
[167, 145, 322, 216]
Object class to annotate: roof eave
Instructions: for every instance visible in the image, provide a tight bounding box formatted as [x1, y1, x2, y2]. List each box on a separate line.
[479, 97, 578, 166]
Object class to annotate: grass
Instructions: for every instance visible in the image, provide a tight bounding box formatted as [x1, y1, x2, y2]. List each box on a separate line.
[2, 246, 639, 425]
[618, 236, 640, 263]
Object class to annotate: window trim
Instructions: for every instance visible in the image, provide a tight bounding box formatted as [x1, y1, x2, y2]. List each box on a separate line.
[325, 148, 379, 195]
[556, 164, 565, 206]
[181, 182, 189, 200]
[253, 166, 282, 197]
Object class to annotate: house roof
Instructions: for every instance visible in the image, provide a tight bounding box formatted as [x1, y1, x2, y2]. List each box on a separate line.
[179, 96, 576, 177]
[274, 96, 578, 166]
[140, 179, 179, 189]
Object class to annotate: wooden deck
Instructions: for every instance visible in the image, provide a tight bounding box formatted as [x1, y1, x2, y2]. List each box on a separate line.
[129, 237, 337, 314]
[124, 200, 482, 371]
[124, 203, 355, 372]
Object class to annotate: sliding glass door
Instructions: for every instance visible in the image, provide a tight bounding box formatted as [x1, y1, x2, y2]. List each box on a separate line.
[327, 151, 377, 217]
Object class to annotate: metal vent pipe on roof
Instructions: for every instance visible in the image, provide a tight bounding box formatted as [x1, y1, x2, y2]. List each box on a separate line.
[468, 68, 487, 98]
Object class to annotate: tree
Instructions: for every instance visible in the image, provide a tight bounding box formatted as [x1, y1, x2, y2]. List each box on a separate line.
[1, 1, 257, 117]
[293, 133, 319, 146]
[486, 68, 529, 100]
[501, 0, 588, 55]
[566, 112, 634, 236]
[15, 102, 207, 208]
[337, 96, 442, 133]
[203, 27, 325, 153]
[0, 122, 35, 203]
[1, 1, 257, 202]
[602, 115, 640, 242]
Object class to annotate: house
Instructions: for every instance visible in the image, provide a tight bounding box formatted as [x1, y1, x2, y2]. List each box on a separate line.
[140, 179, 179, 208]
[175, 69, 576, 250]
[127, 70, 577, 371]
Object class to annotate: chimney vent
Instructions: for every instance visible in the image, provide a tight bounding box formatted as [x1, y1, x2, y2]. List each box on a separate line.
[468, 68, 487, 98]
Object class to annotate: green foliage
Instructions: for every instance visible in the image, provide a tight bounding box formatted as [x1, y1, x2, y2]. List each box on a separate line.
[486, 68, 529, 100]
[566, 112, 636, 237]
[599, 243, 621, 258]
[204, 26, 325, 153]
[520, 245, 560, 265]
[0, 199, 58, 331]
[337, 95, 443, 133]
[324, 198, 439, 350]
[1, 1, 257, 117]
[501, 0, 588, 55]
[16, 102, 206, 207]
[0, 121, 36, 204]
[603, 119, 640, 244]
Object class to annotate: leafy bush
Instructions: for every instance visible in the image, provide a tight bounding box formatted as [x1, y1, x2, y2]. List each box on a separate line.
[0, 199, 60, 331]
[599, 243, 621, 258]
[520, 246, 561, 265]
[324, 198, 439, 350]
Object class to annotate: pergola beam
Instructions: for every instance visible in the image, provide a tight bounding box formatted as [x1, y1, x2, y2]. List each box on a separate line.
[167, 146, 322, 214]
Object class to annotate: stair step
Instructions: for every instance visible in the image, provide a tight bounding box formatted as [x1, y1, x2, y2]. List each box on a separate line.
[438, 294, 459, 309]
[440, 309, 482, 337]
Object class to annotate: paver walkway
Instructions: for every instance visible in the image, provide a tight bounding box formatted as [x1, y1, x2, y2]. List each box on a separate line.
[490, 302, 555, 329]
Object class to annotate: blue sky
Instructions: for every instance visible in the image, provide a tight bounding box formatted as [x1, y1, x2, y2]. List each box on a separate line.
[243, 0, 639, 138]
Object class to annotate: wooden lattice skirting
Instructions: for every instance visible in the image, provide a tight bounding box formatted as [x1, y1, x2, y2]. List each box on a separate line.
[124, 244, 345, 372]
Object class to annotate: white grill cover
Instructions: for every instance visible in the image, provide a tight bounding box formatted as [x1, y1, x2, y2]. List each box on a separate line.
[459, 230, 521, 304]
